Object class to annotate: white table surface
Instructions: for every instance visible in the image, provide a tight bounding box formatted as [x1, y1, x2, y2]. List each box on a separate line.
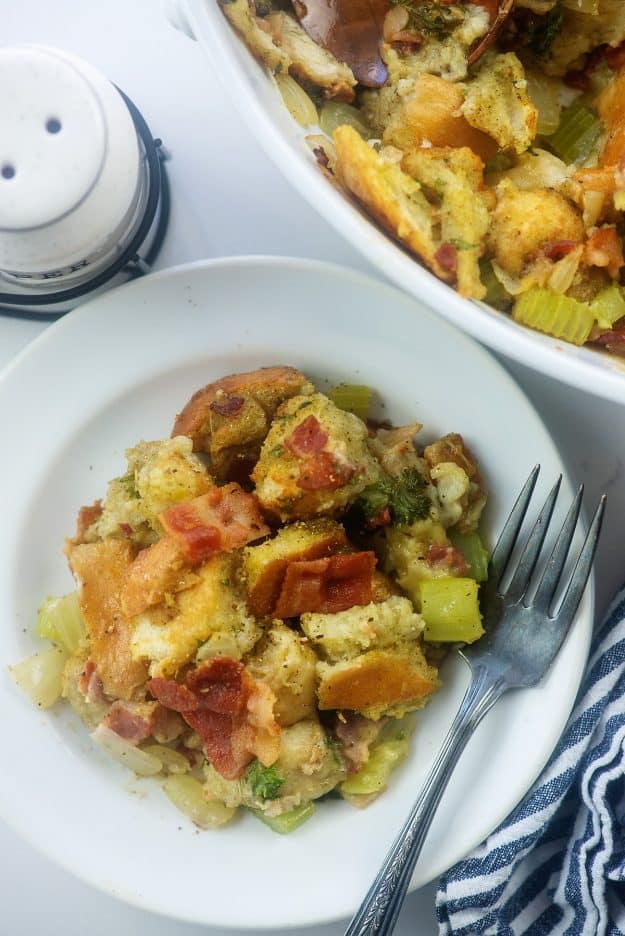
[2, 2, 625, 934]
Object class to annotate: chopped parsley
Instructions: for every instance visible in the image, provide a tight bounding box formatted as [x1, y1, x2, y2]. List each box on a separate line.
[528, 4, 564, 59]
[390, 0, 464, 39]
[356, 467, 431, 527]
[247, 760, 285, 800]
[450, 239, 477, 251]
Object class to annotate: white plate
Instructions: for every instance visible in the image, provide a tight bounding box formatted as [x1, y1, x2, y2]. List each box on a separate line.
[0, 257, 592, 930]
[167, 0, 625, 407]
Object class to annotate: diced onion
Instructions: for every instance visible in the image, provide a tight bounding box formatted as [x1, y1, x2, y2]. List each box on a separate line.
[163, 775, 236, 829]
[546, 245, 583, 294]
[10, 647, 67, 709]
[92, 724, 163, 776]
[319, 101, 371, 140]
[525, 70, 563, 137]
[36, 592, 85, 655]
[142, 744, 190, 774]
[275, 74, 318, 128]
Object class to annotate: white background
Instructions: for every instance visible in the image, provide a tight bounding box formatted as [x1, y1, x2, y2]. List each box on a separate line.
[3, 2, 625, 934]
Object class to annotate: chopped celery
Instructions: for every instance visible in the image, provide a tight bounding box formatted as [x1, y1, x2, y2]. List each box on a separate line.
[479, 259, 511, 308]
[340, 736, 410, 796]
[420, 578, 484, 643]
[36, 592, 85, 655]
[546, 99, 603, 165]
[449, 531, 489, 582]
[590, 285, 625, 330]
[513, 288, 595, 346]
[10, 646, 67, 709]
[328, 384, 372, 421]
[250, 802, 315, 834]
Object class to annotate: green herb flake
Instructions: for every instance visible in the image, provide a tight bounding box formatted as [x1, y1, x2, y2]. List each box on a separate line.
[528, 5, 564, 59]
[247, 760, 285, 800]
[356, 467, 430, 527]
[270, 444, 283, 458]
[450, 239, 477, 250]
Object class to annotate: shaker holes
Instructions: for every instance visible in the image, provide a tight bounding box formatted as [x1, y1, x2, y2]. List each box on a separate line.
[45, 118, 62, 134]
[1, 164, 15, 180]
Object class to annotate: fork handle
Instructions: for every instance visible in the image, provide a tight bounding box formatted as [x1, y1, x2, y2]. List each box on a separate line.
[344, 666, 506, 936]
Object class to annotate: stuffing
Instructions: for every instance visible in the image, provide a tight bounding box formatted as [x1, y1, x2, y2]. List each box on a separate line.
[243, 519, 348, 616]
[264, 13, 356, 101]
[220, 0, 289, 73]
[379, 516, 455, 604]
[252, 390, 380, 520]
[246, 622, 318, 726]
[460, 53, 538, 156]
[301, 595, 437, 719]
[315, 645, 440, 719]
[423, 432, 487, 534]
[203, 718, 346, 815]
[362, 74, 498, 163]
[300, 595, 425, 661]
[401, 146, 490, 298]
[367, 422, 425, 478]
[173, 365, 313, 482]
[332, 125, 448, 281]
[489, 180, 586, 278]
[380, 4, 490, 85]
[541, 0, 625, 76]
[86, 437, 213, 548]
[68, 539, 148, 700]
[130, 553, 262, 678]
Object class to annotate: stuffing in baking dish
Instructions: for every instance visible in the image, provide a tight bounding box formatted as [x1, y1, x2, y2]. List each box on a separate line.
[11, 366, 489, 832]
[221, 0, 625, 354]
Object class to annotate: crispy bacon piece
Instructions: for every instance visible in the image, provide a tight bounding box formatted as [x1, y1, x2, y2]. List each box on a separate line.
[297, 452, 356, 491]
[101, 700, 160, 744]
[65, 500, 103, 551]
[286, 415, 329, 456]
[333, 713, 387, 774]
[149, 658, 280, 780]
[543, 240, 578, 262]
[583, 227, 625, 279]
[78, 659, 108, 706]
[274, 551, 376, 618]
[209, 395, 245, 417]
[427, 544, 470, 577]
[121, 535, 189, 618]
[160, 484, 270, 564]
[434, 243, 458, 275]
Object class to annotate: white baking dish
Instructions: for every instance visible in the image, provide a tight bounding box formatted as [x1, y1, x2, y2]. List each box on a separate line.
[166, 0, 625, 405]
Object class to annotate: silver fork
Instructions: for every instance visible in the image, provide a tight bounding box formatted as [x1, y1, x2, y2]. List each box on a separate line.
[345, 465, 606, 936]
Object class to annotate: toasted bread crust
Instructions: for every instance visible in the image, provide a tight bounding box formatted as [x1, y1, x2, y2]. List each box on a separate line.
[172, 366, 311, 481]
[68, 540, 148, 700]
[317, 647, 440, 715]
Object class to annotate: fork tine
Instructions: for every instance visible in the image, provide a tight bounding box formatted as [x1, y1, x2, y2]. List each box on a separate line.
[504, 476, 562, 604]
[532, 485, 583, 612]
[553, 496, 606, 623]
[491, 465, 540, 586]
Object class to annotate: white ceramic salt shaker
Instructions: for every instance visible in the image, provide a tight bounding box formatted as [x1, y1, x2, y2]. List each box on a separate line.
[0, 44, 167, 310]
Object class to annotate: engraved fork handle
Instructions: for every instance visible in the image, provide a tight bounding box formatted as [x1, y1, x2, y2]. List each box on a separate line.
[344, 666, 506, 936]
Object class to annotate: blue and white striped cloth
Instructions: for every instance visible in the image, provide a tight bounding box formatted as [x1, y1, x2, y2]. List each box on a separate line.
[436, 585, 625, 936]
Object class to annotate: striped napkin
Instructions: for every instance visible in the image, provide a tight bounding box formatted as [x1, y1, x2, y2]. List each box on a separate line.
[436, 585, 625, 936]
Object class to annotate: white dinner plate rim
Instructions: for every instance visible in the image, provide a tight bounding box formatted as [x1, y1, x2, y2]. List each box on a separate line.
[0, 256, 594, 930]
